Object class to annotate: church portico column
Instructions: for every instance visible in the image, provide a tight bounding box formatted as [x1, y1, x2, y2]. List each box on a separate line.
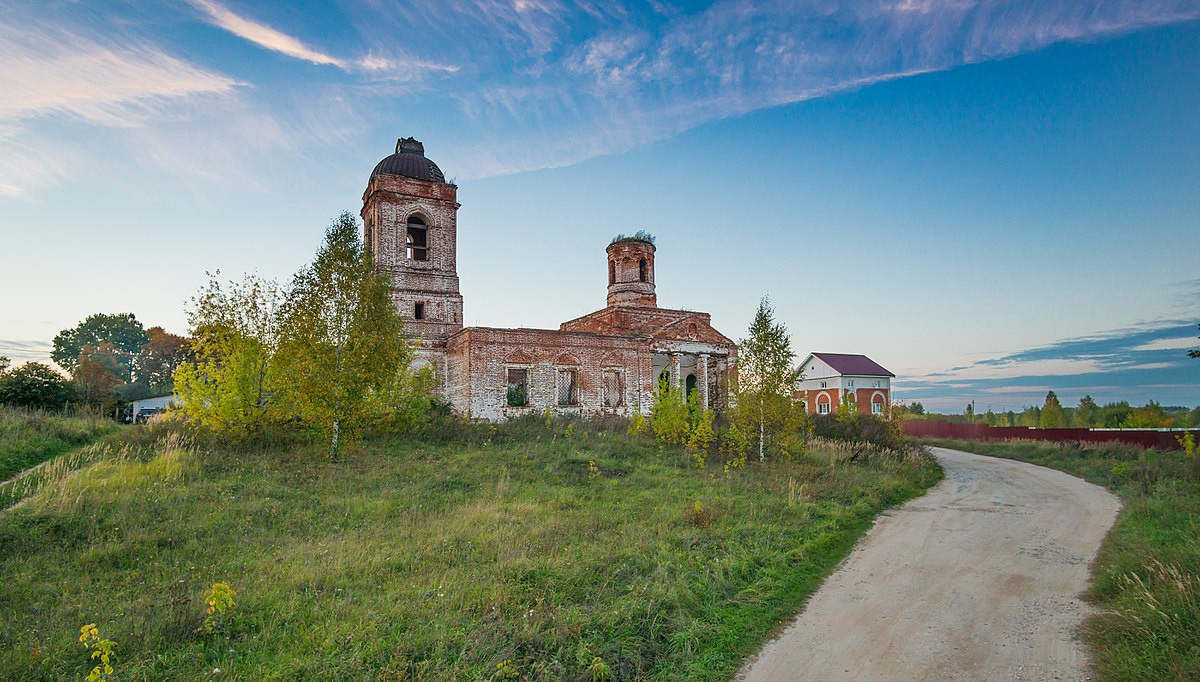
[670, 353, 682, 390]
[699, 354, 710, 409]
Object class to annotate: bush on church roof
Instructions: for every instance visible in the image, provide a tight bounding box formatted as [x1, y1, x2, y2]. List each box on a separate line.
[610, 230, 656, 245]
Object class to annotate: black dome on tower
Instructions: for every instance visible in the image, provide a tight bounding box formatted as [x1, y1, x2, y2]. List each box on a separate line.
[370, 137, 446, 183]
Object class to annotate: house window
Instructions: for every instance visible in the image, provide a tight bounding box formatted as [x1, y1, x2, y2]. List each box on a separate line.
[848, 380, 855, 388]
[818, 401, 831, 415]
[872, 401, 884, 415]
[602, 369, 623, 407]
[685, 374, 697, 397]
[406, 216, 427, 261]
[557, 369, 578, 406]
[638, 258, 647, 282]
[506, 369, 528, 407]
[873, 380, 881, 388]
[414, 302, 425, 320]
[820, 381, 827, 388]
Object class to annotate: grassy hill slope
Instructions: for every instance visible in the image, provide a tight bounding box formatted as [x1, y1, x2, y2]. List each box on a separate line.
[1, 419, 940, 681]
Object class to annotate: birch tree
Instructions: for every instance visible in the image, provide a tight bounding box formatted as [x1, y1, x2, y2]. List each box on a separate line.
[732, 296, 806, 460]
[276, 212, 416, 456]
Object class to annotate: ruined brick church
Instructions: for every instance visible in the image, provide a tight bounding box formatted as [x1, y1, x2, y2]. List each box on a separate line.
[362, 138, 737, 421]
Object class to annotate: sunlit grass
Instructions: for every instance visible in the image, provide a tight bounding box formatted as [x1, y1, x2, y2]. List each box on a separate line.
[0, 406, 120, 483]
[1, 418, 940, 680]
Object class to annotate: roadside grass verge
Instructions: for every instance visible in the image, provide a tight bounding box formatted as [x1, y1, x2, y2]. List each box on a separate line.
[922, 438, 1200, 681]
[0, 406, 120, 482]
[1, 418, 940, 680]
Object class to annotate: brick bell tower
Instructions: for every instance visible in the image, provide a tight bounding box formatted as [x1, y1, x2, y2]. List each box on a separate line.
[606, 235, 656, 308]
[361, 137, 464, 356]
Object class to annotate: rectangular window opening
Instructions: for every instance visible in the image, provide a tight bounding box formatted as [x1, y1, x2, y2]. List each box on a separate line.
[557, 369, 578, 406]
[414, 302, 425, 320]
[506, 368, 528, 407]
[407, 226, 428, 261]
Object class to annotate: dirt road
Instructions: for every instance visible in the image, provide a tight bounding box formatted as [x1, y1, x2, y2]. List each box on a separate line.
[738, 446, 1121, 682]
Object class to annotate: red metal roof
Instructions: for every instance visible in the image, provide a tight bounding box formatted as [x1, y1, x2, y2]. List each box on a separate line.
[811, 352, 894, 377]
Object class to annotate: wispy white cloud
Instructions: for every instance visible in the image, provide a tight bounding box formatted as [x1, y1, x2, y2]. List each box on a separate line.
[187, 0, 459, 77]
[186, 0, 344, 67]
[377, 0, 1200, 178]
[0, 339, 54, 366]
[0, 19, 241, 197]
[1130, 336, 1200, 352]
[0, 22, 239, 128]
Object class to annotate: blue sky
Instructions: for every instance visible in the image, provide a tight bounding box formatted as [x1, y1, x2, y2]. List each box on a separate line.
[1, 0, 1198, 411]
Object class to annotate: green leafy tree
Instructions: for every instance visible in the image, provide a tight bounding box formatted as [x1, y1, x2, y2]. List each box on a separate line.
[730, 296, 805, 461]
[1099, 401, 1132, 428]
[1075, 395, 1099, 428]
[276, 212, 420, 456]
[837, 391, 859, 429]
[174, 274, 285, 435]
[136, 327, 191, 394]
[52, 313, 148, 380]
[0, 362, 75, 409]
[907, 401, 925, 416]
[1124, 400, 1170, 428]
[73, 344, 124, 407]
[965, 402, 974, 424]
[649, 371, 689, 446]
[0, 356, 9, 373]
[1039, 390, 1065, 428]
[1018, 405, 1040, 427]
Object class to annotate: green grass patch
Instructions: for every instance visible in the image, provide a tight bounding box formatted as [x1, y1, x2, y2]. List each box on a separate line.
[1, 417, 940, 680]
[923, 437, 1200, 682]
[0, 406, 120, 482]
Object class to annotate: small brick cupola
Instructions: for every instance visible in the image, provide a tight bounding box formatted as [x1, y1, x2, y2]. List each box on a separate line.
[606, 234, 656, 308]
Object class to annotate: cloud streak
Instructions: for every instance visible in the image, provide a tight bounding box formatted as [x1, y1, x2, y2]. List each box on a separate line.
[0, 19, 241, 197]
[0, 22, 239, 128]
[187, 0, 459, 77]
[897, 319, 1200, 408]
[187, 0, 345, 67]
[364, 0, 1200, 179]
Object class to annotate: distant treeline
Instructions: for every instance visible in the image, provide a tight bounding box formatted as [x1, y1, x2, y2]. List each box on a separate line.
[903, 393, 1199, 429]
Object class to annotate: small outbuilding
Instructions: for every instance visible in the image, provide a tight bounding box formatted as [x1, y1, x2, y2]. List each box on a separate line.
[795, 353, 894, 416]
[129, 394, 178, 423]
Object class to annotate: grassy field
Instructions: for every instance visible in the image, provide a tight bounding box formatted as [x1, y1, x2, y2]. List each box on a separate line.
[0, 406, 120, 482]
[1, 417, 940, 681]
[923, 438, 1200, 682]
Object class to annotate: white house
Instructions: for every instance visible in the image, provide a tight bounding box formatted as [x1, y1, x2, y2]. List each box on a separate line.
[129, 394, 178, 422]
[795, 352, 894, 416]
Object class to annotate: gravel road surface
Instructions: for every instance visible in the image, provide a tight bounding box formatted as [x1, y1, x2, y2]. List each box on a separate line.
[738, 446, 1121, 682]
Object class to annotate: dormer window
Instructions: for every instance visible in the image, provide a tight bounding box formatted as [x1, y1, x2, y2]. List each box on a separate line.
[406, 216, 427, 261]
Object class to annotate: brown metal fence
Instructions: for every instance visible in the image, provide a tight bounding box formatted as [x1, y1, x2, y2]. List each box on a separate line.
[903, 420, 1200, 450]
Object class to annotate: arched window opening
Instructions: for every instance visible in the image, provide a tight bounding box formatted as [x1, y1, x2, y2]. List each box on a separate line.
[638, 258, 647, 282]
[609, 260, 616, 285]
[406, 216, 427, 261]
[685, 374, 697, 397]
